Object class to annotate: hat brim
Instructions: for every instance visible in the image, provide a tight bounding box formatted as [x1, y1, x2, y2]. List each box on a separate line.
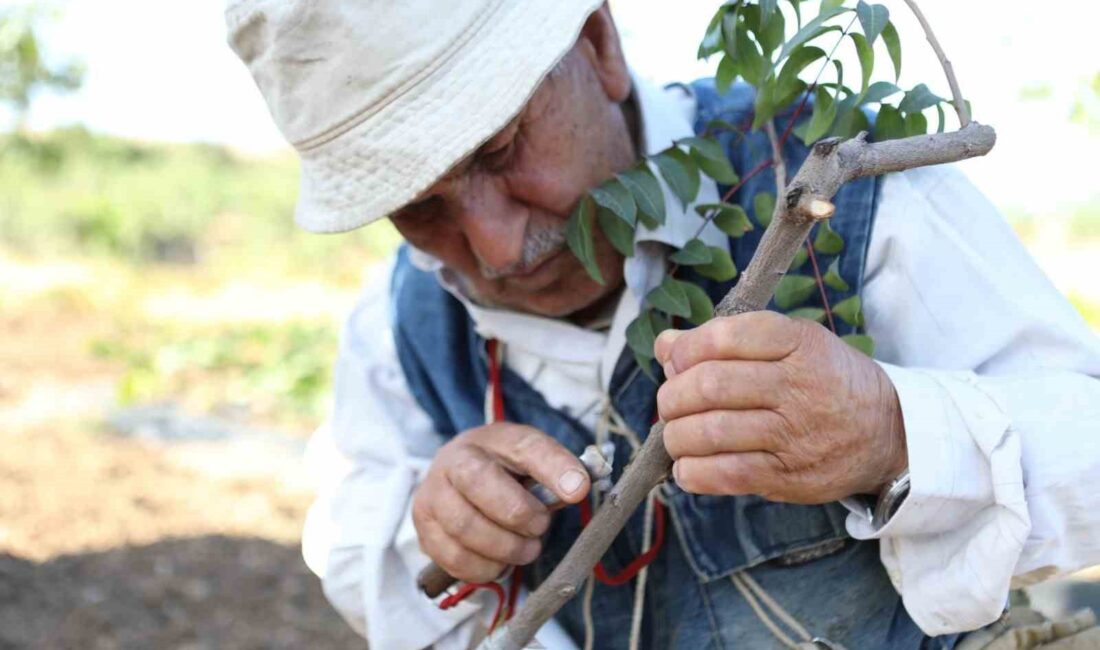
[292, 0, 605, 234]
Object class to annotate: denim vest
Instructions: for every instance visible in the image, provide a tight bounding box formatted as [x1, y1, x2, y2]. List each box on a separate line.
[391, 80, 954, 648]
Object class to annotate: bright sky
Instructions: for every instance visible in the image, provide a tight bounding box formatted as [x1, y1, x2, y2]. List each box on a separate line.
[12, 0, 1099, 214]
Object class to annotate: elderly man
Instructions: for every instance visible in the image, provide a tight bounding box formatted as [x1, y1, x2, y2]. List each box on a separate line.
[227, 2, 1100, 648]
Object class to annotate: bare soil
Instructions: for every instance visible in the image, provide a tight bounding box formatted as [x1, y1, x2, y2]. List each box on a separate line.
[0, 290, 363, 649]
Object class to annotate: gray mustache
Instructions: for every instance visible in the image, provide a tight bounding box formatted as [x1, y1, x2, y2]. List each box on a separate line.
[478, 225, 568, 280]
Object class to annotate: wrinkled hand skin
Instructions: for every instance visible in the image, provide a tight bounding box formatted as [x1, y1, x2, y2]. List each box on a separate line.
[655, 312, 908, 504]
[412, 423, 591, 583]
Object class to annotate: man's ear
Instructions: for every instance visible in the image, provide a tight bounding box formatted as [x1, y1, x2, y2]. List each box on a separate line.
[577, 4, 631, 103]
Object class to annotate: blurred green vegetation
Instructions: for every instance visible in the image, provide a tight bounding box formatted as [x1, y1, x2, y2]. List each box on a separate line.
[1, 128, 401, 431]
[90, 321, 337, 428]
[0, 127, 400, 274]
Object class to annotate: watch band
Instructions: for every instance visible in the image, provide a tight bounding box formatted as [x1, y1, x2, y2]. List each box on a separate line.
[872, 469, 910, 530]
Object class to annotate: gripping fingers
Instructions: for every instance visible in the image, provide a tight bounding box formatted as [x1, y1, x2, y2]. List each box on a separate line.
[418, 518, 507, 583]
[447, 450, 550, 537]
[434, 480, 542, 566]
[673, 452, 786, 498]
[468, 424, 590, 505]
[663, 409, 789, 460]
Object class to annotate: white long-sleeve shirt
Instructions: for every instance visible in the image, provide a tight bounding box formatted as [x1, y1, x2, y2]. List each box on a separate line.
[300, 77, 1100, 648]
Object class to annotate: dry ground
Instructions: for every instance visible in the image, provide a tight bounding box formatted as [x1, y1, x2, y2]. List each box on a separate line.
[0, 259, 364, 649]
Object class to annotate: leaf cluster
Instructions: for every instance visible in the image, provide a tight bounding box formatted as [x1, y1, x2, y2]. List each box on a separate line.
[567, 0, 971, 370]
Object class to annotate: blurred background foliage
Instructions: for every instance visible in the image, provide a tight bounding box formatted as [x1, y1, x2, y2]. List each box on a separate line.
[0, 4, 400, 432]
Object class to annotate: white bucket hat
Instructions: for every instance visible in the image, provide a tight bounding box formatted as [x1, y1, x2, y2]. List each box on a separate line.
[226, 0, 604, 233]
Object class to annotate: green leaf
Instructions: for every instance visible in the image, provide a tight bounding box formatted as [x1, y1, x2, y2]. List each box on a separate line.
[831, 99, 870, 139]
[716, 55, 739, 95]
[856, 1, 889, 45]
[646, 276, 692, 318]
[654, 147, 700, 208]
[589, 178, 636, 226]
[849, 32, 873, 94]
[881, 21, 901, 81]
[833, 294, 864, 326]
[813, 220, 844, 255]
[775, 45, 826, 102]
[565, 196, 603, 285]
[804, 85, 837, 144]
[899, 84, 944, 114]
[821, 0, 845, 10]
[789, 246, 808, 271]
[874, 104, 905, 141]
[753, 77, 780, 130]
[754, 191, 776, 228]
[788, 307, 827, 323]
[775, 274, 818, 310]
[842, 333, 875, 356]
[697, 202, 754, 237]
[669, 238, 713, 266]
[904, 110, 928, 137]
[757, 4, 786, 56]
[619, 165, 666, 228]
[823, 257, 850, 291]
[760, 0, 779, 28]
[683, 282, 715, 326]
[626, 310, 658, 359]
[935, 103, 946, 133]
[628, 310, 672, 381]
[698, 3, 730, 59]
[596, 206, 635, 257]
[730, 20, 768, 86]
[682, 136, 739, 185]
[863, 80, 900, 104]
[778, 6, 849, 62]
[695, 246, 738, 282]
[831, 59, 845, 96]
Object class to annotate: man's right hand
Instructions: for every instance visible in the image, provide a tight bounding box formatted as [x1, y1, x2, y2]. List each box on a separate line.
[412, 423, 591, 583]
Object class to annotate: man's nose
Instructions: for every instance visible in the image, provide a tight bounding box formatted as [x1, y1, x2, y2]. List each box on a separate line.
[451, 177, 527, 275]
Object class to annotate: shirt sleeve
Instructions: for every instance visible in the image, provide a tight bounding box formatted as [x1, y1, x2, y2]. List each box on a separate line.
[300, 260, 490, 650]
[848, 165, 1100, 635]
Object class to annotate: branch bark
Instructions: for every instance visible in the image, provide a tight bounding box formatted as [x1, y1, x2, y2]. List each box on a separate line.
[901, 0, 970, 126]
[483, 121, 995, 650]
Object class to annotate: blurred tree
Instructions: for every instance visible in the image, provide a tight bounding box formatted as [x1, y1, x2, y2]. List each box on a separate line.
[0, 4, 83, 131]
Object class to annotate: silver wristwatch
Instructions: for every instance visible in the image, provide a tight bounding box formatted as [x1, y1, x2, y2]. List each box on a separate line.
[871, 469, 910, 530]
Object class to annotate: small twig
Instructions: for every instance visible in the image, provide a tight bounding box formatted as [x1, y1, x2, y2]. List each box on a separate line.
[901, 0, 970, 126]
[764, 120, 787, 200]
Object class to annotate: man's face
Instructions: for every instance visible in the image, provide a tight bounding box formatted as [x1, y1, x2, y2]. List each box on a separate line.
[388, 10, 636, 319]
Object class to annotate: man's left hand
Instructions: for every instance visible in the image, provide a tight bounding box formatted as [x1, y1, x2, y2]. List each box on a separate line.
[654, 311, 908, 503]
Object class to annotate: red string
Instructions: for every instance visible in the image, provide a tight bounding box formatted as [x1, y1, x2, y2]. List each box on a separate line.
[578, 496, 666, 587]
[439, 580, 506, 630]
[486, 339, 505, 422]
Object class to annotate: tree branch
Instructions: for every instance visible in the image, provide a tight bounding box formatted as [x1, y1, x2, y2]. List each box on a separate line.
[483, 121, 995, 650]
[901, 0, 970, 126]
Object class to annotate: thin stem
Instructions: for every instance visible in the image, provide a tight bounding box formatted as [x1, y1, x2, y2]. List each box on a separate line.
[804, 240, 837, 333]
[901, 0, 970, 127]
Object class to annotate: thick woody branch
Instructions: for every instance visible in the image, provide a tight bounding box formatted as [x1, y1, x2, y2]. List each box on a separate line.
[484, 121, 995, 650]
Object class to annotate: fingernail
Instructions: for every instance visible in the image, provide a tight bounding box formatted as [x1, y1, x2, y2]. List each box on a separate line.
[558, 469, 585, 495]
[522, 540, 541, 564]
[662, 361, 677, 379]
[672, 461, 681, 484]
[655, 329, 683, 356]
